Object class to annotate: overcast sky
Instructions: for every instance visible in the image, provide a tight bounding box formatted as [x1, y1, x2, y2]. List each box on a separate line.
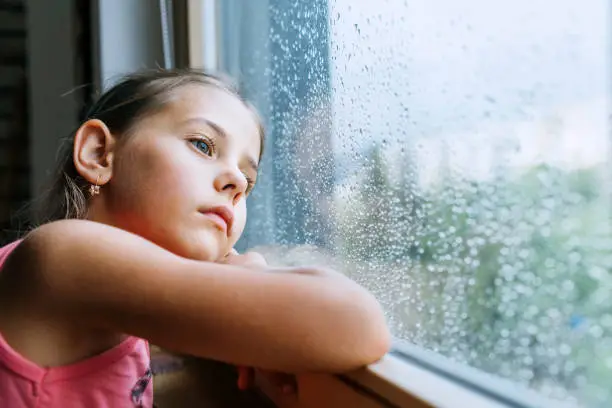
[328, 0, 610, 179]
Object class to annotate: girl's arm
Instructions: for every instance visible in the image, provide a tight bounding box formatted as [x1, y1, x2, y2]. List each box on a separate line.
[9, 219, 390, 373]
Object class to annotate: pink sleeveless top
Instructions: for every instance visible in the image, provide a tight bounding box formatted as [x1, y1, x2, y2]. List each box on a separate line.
[0, 240, 154, 407]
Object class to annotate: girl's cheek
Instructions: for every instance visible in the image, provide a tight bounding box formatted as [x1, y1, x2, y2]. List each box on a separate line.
[231, 210, 247, 241]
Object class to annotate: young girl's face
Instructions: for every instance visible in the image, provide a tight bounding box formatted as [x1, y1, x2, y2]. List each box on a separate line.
[96, 85, 261, 261]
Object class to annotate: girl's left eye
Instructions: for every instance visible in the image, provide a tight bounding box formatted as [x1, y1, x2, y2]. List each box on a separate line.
[190, 138, 215, 157]
[244, 174, 256, 195]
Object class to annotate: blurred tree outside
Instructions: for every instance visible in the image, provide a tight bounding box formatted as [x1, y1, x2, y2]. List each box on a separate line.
[337, 143, 612, 405]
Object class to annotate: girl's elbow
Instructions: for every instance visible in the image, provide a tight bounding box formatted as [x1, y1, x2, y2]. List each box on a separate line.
[366, 316, 391, 356]
[334, 290, 392, 370]
[334, 323, 390, 372]
[355, 304, 392, 366]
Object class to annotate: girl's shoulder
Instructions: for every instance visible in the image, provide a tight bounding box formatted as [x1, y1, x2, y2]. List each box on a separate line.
[13, 219, 151, 258]
[1, 219, 155, 281]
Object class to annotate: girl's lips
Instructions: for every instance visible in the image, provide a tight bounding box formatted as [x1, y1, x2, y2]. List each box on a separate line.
[201, 212, 228, 233]
[199, 206, 234, 236]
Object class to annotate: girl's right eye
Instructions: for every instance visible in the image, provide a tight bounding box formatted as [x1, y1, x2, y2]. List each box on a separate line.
[190, 137, 215, 157]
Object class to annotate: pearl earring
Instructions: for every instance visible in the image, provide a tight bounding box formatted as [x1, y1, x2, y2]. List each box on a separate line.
[89, 175, 101, 196]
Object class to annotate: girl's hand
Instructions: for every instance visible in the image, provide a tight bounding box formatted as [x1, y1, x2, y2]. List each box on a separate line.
[236, 366, 297, 395]
[223, 250, 298, 395]
[220, 249, 267, 268]
[221, 250, 294, 393]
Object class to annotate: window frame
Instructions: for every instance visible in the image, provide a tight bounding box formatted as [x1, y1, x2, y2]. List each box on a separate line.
[174, 0, 220, 70]
[181, 3, 583, 408]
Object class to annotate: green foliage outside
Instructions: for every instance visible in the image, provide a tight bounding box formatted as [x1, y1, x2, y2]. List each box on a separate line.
[337, 144, 612, 406]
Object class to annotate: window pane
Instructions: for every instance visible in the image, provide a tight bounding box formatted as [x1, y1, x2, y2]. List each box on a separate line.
[219, 1, 611, 406]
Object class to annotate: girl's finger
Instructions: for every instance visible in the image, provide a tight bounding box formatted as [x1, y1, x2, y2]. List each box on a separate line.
[236, 366, 254, 390]
[259, 370, 297, 394]
[225, 248, 239, 258]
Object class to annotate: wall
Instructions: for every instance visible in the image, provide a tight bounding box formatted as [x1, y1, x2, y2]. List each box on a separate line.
[16, 0, 164, 243]
[0, 1, 28, 243]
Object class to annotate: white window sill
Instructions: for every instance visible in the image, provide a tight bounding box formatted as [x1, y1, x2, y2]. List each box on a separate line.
[259, 343, 574, 408]
[260, 354, 506, 408]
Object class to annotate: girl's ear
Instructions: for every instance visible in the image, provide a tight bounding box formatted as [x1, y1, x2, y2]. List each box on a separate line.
[73, 119, 116, 186]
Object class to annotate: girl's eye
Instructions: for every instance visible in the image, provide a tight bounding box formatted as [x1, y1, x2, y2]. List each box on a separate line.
[190, 137, 215, 157]
[244, 175, 256, 195]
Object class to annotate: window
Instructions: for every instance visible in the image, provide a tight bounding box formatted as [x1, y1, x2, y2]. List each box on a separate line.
[197, 1, 611, 406]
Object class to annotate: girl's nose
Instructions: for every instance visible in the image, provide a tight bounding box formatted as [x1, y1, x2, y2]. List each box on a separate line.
[213, 168, 248, 205]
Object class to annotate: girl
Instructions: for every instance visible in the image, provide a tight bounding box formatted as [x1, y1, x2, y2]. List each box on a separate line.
[0, 69, 390, 407]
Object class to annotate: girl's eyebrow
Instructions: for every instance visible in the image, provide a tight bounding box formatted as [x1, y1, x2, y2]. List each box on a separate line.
[182, 117, 227, 139]
[246, 157, 259, 172]
[183, 117, 259, 172]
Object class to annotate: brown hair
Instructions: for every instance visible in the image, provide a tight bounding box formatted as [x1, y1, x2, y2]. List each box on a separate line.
[34, 68, 265, 225]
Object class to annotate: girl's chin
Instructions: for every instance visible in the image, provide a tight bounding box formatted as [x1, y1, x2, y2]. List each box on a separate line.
[149, 233, 225, 262]
[116, 221, 229, 262]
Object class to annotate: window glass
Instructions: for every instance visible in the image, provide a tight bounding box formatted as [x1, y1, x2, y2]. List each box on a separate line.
[218, 1, 611, 406]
